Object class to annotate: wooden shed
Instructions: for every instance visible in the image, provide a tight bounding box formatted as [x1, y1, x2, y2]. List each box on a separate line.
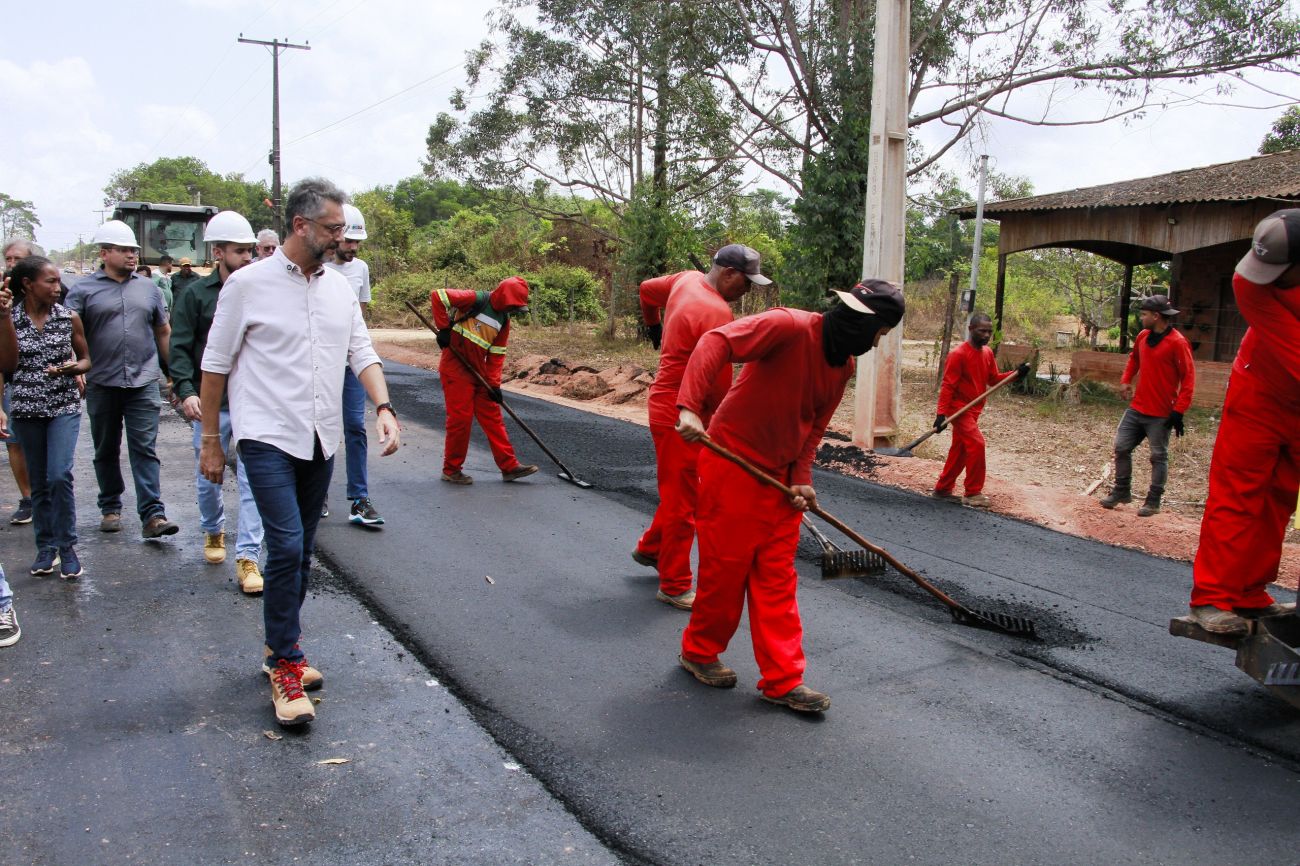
[956, 150, 1300, 368]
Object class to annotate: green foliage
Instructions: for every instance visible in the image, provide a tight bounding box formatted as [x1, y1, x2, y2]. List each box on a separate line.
[0, 193, 40, 240]
[103, 157, 272, 227]
[530, 264, 604, 325]
[369, 263, 603, 328]
[351, 190, 415, 281]
[1261, 106, 1300, 154]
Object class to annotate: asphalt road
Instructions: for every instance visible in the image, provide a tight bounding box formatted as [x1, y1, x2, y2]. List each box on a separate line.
[306, 360, 1300, 866]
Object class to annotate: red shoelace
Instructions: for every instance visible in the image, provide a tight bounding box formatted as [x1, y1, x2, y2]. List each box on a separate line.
[272, 659, 307, 700]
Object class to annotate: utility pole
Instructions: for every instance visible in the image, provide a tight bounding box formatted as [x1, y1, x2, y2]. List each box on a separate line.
[238, 34, 310, 239]
[962, 154, 989, 313]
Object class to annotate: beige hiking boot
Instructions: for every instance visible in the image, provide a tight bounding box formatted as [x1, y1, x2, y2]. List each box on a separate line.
[263, 645, 322, 691]
[204, 532, 226, 564]
[268, 659, 315, 726]
[656, 589, 696, 610]
[679, 654, 738, 688]
[236, 558, 263, 595]
[962, 493, 991, 508]
[1189, 605, 1249, 637]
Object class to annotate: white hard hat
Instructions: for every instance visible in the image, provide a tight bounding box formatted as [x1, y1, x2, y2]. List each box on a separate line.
[93, 220, 139, 249]
[342, 203, 367, 240]
[204, 210, 257, 244]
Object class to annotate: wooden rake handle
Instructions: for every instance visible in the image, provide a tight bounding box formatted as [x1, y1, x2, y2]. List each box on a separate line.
[696, 436, 966, 611]
[899, 369, 1022, 453]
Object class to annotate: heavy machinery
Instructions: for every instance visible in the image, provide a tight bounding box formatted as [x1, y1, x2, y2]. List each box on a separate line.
[111, 202, 218, 268]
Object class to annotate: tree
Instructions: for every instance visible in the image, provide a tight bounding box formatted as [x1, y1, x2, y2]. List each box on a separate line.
[103, 157, 273, 225]
[1261, 106, 1300, 154]
[0, 194, 40, 240]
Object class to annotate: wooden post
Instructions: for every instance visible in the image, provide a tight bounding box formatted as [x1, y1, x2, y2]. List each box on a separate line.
[1118, 263, 1134, 353]
[994, 253, 1007, 331]
[937, 269, 960, 390]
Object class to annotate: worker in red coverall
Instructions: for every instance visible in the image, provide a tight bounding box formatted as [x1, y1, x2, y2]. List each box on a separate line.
[675, 280, 905, 714]
[1187, 209, 1300, 636]
[1098, 294, 1195, 517]
[430, 277, 538, 485]
[931, 313, 1029, 508]
[632, 244, 765, 611]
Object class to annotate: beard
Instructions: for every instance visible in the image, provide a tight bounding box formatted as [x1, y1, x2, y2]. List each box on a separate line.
[304, 235, 338, 264]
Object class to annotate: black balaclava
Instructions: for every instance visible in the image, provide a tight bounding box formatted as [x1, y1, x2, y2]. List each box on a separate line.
[822, 279, 906, 366]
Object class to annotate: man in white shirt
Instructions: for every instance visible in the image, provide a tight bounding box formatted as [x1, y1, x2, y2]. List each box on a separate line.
[322, 203, 381, 527]
[198, 178, 401, 727]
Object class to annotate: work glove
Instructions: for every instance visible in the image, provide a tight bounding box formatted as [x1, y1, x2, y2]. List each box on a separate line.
[1015, 362, 1031, 381]
[436, 328, 452, 348]
[1166, 410, 1184, 438]
[487, 386, 504, 404]
[646, 323, 663, 350]
[933, 414, 947, 432]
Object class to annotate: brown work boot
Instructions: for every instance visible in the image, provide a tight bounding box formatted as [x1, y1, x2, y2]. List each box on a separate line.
[656, 589, 695, 610]
[142, 515, 179, 538]
[679, 654, 737, 688]
[1099, 488, 1131, 509]
[99, 512, 122, 533]
[1234, 602, 1296, 619]
[440, 471, 473, 485]
[502, 464, 539, 482]
[204, 532, 226, 564]
[268, 659, 315, 726]
[264, 646, 322, 691]
[631, 548, 658, 568]
[236, 558, 264, 595]
[962, 493, 991, 508]
[1189, 605, 1249, 637]
[762, 684, 831, 713]
[1137, 496, 1161, 517]
[931, 488, 960, 502]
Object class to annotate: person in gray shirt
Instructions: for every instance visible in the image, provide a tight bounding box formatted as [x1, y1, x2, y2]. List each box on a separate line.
[65, 220, 178, 538]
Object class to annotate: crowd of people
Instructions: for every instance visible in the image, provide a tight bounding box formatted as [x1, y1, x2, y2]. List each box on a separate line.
[0, 193, 1296, 725]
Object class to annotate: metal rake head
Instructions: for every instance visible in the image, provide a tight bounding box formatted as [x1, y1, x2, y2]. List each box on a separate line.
[821, 549, 887, 579]
[950, 606, 1038, 639]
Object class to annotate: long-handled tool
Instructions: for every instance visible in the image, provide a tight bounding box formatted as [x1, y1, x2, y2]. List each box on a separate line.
[801, 514, 885, 578]
[875, 370, 1021, 458]
[700, 436, 1036, 638]
[405, 299, 593, 489]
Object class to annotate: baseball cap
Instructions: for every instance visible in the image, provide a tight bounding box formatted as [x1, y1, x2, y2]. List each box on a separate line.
[830, 279, 905, 326]
[1139, 295, 1179, 316]
[178, 257, 193, 266]
[713, 244, 771, 285]
[1236, 209, 1300, 284]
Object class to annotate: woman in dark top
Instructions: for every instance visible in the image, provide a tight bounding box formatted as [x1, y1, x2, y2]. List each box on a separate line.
[0, 256, 92, 579]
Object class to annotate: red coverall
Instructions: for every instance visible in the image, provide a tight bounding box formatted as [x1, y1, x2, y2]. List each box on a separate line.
[430, 278, 530, 476]
[635, 271, 735, 595]
[935, 341, 1015, 496]
[1191, 274, 1300, 610]
[677, 309, 852, 698]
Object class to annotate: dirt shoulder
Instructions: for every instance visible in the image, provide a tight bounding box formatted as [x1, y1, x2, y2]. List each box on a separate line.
[373, 329, 1300, 590]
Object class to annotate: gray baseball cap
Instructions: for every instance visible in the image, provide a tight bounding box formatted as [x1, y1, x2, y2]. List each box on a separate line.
[713, 243, 771, 285]
[1236, 209, 1300, 284]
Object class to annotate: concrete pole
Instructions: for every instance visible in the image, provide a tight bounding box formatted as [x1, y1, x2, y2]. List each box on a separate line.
[852, 0, 910, 450]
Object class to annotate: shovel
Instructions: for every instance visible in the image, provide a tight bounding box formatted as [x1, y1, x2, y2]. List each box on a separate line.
[875, 370, 1021, 458]
[700, 436, 1037, 639]
[405, 300, 593, 489]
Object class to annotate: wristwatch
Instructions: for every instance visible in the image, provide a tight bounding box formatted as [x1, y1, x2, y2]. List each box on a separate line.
[375, 402, 397, 419]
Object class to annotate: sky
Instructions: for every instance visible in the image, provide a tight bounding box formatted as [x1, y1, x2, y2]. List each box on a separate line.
[3, 0, 1297, 253]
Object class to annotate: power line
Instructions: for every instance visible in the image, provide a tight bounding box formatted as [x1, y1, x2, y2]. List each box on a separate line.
[286, 62, 463, 146]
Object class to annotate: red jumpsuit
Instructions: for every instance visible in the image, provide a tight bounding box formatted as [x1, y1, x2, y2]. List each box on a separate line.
[430, 278, 530, 476]
[935, 341, 1015, 496]
[1191, 274, 1300, 610]
[635, 272, 734, 596]
[677, 309, 852, 698]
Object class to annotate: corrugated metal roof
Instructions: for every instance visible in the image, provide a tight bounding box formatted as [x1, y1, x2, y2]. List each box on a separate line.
[954, 149, 1300, 216]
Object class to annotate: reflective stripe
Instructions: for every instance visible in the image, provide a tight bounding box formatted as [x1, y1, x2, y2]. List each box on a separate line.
[489, 345, 507, 355]
[454, 324, 492, 350]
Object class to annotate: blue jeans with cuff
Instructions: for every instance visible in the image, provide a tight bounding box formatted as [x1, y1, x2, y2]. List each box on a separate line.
[12, 413, 81, 555]
[192, 413, 264, 562]
[342, 368, 368, 500]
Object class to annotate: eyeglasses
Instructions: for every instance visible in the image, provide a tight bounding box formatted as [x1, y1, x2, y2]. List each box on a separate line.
[303, 217, 346, 236]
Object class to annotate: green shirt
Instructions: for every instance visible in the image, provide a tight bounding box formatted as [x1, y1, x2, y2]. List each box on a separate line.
[168, 271, 224, 405]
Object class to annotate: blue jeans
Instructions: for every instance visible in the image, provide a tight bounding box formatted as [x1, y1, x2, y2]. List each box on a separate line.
[1113, 407, 1171, 499]
[0, 563, 11, 612]
[342, 368, 368, 499]
[192, 414, 264, 562]
[238, 438, 333, 666]
[12, 414, 81, 554]
[85, 383, 165, 521]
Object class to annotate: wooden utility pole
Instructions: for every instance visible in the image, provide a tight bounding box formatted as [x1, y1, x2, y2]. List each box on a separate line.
[853, 0, 909, 450]
[238, 34, 310, 239]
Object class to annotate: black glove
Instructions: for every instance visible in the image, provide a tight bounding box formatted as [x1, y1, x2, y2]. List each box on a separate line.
[646, 323, 663, 350]
[1015, 362, 1031, 381]
[1166, 410, 1184, 438]
[487, 386, 504, 404]
[436, 328, 452, 348]
[933, 414, 947, 432]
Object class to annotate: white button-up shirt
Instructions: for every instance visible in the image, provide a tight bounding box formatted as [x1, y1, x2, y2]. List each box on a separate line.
[201, 248, 381, 460]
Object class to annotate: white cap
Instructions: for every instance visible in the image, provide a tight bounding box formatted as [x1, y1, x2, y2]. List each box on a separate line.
[92, 220, 139, 249]
[204, 210, 257, 244]
[342, 203, 367, 240]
